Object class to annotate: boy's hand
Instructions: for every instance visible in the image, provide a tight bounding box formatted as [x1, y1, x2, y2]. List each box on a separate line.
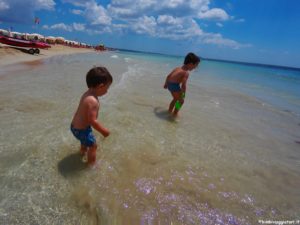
[102, 128, 110, 137]
[90, 120, 110, 137]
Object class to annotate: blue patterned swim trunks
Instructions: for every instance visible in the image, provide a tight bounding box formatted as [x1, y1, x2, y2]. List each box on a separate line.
[167, 82, 181, 92]
[70, 124, 96, 147]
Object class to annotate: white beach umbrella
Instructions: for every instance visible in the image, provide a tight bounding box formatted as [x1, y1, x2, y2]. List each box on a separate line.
[55, 36, 65, 44]
[11, 31, 22, 35]
[45, 36, 55, 44]
[30, 33, 43, 37]
[0, 29, 8, 34]
[10, 31, 22, 38]
[28, 33, 44, 40]
[56, 36, 65, 40]
[46, 36, 55, 40]
[21, 33, 30, 39]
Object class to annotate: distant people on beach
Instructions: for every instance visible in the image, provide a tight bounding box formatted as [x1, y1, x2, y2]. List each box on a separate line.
[164, 52, 200, 117]
[70, 67, 112, 166]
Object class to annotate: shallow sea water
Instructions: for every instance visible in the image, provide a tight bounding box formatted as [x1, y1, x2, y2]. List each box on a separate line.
[0, 51, 299, 225]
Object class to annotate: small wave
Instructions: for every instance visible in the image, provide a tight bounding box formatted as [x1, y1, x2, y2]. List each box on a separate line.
[112, 64, 141, 91]
[124, 57, 131, 62]
[111, 55, 118, 59]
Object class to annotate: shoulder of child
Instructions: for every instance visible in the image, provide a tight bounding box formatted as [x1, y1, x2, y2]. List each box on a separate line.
[82, 94, 99, 106]
[174, 67, 185, 74]
[180, 68, 189, 76]
[171, 67, 181, 74]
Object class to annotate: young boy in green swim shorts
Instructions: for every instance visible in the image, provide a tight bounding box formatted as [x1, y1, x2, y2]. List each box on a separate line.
[163, 52, 200, 117]
[71, 66, 112, 166]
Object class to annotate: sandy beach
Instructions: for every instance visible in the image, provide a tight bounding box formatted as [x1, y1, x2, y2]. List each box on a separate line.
[0, 43, 95, 67]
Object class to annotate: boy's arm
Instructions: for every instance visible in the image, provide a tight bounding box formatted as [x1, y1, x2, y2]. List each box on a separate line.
[164, 73, 170, 89]
[181, 72, 189, 93]
[87, 99, 110, 137]
[91, 118, 110, 137]
[164, 69, 175, 88]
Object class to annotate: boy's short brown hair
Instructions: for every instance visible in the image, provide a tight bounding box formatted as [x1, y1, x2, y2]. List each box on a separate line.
[86, 66, 113, 88]
[184, 52, 200, 65]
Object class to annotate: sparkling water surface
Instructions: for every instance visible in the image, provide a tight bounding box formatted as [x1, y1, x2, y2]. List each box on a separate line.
[0, 51, 299, 225]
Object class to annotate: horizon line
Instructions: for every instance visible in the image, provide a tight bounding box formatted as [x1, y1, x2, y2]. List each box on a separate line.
[112, 47, 300, 71]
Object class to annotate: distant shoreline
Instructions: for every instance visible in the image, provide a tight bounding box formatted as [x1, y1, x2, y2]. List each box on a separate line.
[203, 57, 300, 72]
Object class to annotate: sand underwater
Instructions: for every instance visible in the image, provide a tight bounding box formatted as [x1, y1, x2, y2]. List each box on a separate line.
[0, 51, 299, 225]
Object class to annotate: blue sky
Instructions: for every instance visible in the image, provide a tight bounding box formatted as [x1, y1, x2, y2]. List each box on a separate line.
[0, 0, 300, 68]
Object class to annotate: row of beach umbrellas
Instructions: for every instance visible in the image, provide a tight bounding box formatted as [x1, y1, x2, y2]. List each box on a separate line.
[0, 29, 88, 46]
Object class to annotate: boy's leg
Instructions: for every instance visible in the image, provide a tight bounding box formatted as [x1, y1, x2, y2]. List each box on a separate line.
[87, 143, 97, 165]
[173, 98, 184, 116]
[80, 145, 88, 155]
[169, 92, 181, 114]
[168, 99, 177, 113]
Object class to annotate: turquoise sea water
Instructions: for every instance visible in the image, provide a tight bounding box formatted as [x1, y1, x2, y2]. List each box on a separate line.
[0, 50, 299, 224]
[120, 50, 300, 116]
[197, 60, 300, 116]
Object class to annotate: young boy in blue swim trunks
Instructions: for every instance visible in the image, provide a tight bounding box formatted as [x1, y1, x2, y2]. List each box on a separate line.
[164, 52, 200, 117]
[71, 66, 112, 166]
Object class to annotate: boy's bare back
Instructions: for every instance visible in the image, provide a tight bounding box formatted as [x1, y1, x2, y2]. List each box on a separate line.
[71, 90, 99, 130]
[166, 67, 189, 84]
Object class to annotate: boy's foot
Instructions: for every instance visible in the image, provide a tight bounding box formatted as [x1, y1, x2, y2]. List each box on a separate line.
[88, 160, 101, 169]
[82, 153, 88, 163]
[173, 112, 180, 117]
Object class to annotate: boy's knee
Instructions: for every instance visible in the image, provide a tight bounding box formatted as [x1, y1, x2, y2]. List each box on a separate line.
[87, 143, 97, 150]
[89, 144, 97, 154]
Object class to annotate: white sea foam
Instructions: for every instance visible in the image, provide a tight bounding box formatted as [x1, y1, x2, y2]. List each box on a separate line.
[124, 57, 131, 62]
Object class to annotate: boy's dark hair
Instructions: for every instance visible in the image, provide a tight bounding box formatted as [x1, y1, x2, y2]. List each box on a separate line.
[86, 66, 113, 88]
[184, 52, 200, 65]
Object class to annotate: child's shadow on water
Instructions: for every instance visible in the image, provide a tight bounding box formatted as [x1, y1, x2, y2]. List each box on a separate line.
[58, 153, 86, 178]
[154, 107, 176, 122]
